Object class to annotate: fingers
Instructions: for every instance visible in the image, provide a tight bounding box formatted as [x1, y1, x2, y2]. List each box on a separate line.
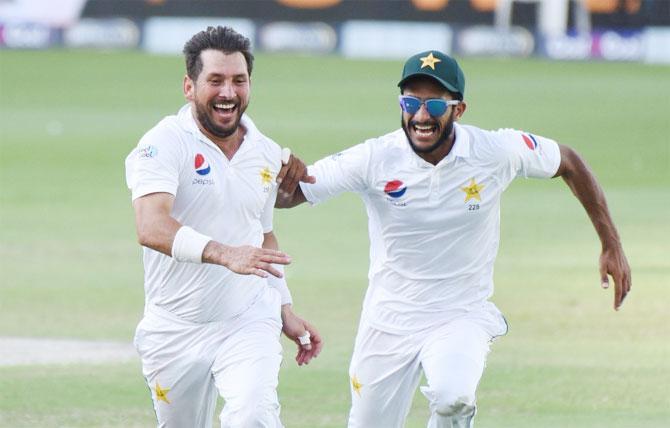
[602, 252, 631, 311]
[303, 174, 317, 184]
[229, 247, 291, 278]
[599, 261, 609, 290]
[259, 251, 291, 266]
[281, 147, 291, 165]
[616, 266, 632, 311]
[297, 330, 312, 350]
[276, 148, 292, 187]
[278, 155, 301, 195]
[613, 275, 623, 310]
[296, 343, 319, 366]
[294, 324, 323, 366]
[276, 151, 315, 197]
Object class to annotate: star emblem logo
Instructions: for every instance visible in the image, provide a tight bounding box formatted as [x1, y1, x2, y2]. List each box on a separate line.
[260, 167, 273, 185]
[154, 381, 171, 404]
[420, 52, 441, 70]
[351, 375, 363, 397]
[461, 178, 484, 202]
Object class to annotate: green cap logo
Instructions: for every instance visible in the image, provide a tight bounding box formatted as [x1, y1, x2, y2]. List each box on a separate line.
[398, 50, 465, 97]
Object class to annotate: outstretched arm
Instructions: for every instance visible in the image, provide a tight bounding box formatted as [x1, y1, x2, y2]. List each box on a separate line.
[553, 144, 631, 310]
[132, 192, 291, 278]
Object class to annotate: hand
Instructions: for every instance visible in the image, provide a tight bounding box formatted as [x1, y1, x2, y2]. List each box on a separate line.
[281, 306, 323, 366]
[599, 244, 631, 310]
[276, 148, 316, 198]
[204, 242, 291, 278]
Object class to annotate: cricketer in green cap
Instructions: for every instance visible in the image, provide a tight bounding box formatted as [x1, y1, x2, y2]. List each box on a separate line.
[397, 50, 467, 164]
[398, 50, 465, 97]
[276, 46, 631, 428]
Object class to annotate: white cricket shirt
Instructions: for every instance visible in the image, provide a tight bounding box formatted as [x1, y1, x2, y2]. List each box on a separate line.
[301, 122, 561, 334]
[125, 105, 282, 323]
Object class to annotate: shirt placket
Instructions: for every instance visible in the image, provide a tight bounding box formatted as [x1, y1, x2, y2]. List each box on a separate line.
[429, 168, 441, 203]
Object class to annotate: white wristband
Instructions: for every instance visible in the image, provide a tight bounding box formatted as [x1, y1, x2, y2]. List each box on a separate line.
[171, 226, 211, 263]
[267, 265, 293, 305]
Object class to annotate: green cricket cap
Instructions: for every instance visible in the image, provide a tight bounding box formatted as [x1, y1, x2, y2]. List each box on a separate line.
[397, 50, 465, 97]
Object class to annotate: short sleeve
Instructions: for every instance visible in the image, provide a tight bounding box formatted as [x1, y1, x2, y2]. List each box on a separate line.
[300, 141, 372, 205]
[498, 130, 561, 179]
[125, 125, 183, 201]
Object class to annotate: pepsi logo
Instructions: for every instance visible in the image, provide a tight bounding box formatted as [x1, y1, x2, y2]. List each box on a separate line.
[194, 153, 211, 176]
[384, 180, 407, 198]
[522, 133, 538, 151]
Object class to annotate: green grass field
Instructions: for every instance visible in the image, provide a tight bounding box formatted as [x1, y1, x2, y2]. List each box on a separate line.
[1, 49, 669, 427]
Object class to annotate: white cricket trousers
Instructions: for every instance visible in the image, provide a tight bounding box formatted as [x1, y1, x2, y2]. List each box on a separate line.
[348, 308, 506, 428]
[134, 288, 284, 428]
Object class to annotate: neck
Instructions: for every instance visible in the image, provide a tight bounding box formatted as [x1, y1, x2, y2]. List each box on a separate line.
[193, 112, 246, 160]
[208, 127, 245, 158]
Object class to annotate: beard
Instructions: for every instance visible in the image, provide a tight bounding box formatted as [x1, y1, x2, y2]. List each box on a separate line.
[194, 97, 247, 139]
[402, 110, 455, 154]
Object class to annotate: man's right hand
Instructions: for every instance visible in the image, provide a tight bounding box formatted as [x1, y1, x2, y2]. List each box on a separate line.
[276, 148, 315, 199]
[202, 242, 291, 278]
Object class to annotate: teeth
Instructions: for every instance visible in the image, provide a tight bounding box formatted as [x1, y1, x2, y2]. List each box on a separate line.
[413, 124, 436, 135]
[214, 103, 235, 109]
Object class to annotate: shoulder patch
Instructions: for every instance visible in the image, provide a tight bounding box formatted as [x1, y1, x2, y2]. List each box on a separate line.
[138, 145, 158, 159]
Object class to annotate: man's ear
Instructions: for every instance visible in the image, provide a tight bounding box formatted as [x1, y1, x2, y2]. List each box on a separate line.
[454, 101, 467, 121]
[184, 75, 194, 101]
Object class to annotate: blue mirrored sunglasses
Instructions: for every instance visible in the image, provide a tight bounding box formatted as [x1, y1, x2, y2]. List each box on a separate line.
[398, 95, 460, 117]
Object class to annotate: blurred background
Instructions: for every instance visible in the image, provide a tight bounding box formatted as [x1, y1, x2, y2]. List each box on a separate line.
[1, 0, 670, 61]
[1, 1, 669, 427]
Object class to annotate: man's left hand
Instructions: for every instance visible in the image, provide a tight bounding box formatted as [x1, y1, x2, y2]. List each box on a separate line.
[599, 245, 632, 310]
[281, 305, 323, 366]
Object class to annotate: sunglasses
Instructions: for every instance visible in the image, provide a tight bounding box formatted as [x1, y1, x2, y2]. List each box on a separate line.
[398, 95, 460, 117]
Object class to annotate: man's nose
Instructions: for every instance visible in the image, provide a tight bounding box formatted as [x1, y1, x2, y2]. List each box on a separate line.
[413, 103, 431, 121]
[218, 81, 235, 98]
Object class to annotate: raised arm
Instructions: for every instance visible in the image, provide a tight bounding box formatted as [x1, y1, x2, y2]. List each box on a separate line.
[553, 144, 631, 310]
[132, 192, 291, 277]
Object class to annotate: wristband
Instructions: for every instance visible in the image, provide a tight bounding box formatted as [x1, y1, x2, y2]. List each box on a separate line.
[267, 265, 293, 305]
[171, 226, 211, 263]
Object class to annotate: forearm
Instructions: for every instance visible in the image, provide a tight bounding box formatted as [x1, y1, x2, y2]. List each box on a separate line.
[558, 146, 621, 250]
[134, 192, 218, 263]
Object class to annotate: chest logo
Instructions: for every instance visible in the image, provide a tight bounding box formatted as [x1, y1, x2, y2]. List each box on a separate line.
[195, 154, 211, 176]
[260, 167, 273, 185]
[461, 178, 484, 202]
[384, 180, 407, 198]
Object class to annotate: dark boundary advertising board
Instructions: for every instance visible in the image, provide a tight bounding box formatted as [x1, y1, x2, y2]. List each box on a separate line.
[82, 0, 670, 28]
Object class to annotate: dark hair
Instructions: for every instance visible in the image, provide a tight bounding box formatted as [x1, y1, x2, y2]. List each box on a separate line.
[183, 26, 254, 81]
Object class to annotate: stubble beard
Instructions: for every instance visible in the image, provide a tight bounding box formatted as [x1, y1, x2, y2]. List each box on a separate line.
[402, 111, 455, 155]
[194, 98, 247, 140]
